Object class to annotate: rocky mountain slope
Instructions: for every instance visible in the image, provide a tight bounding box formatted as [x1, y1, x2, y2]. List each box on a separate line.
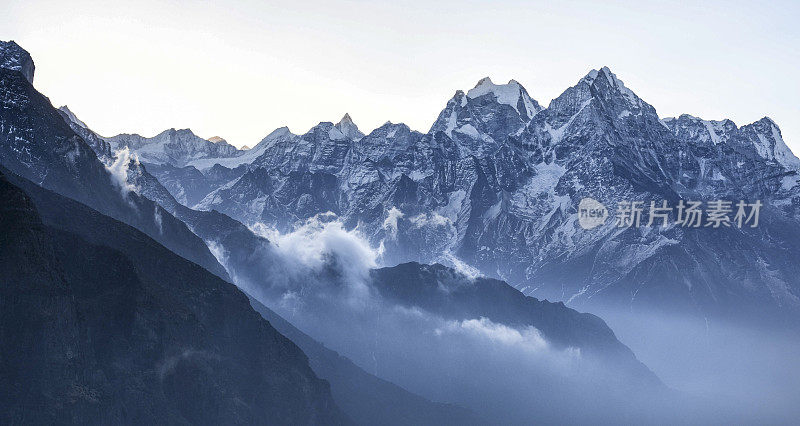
[184, 69, 800, 326]
[0, 168, 347, 425]
[0, 58, 229, 281]
[0, 40, 34, 83]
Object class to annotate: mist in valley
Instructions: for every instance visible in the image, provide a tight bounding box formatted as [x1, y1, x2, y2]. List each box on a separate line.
[202, 212, 795, 424]
[599, 307, 800, 424]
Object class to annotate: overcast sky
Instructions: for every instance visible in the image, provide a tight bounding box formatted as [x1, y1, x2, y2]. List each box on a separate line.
[4, 0, 799, 151]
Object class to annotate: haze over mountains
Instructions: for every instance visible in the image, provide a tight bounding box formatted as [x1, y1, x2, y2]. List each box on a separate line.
[3, 38, 800, 424]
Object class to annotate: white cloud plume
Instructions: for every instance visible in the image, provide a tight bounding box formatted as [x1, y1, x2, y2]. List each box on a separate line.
[382, 206, 404, 239]
[250, 213, 380, 304]
[154, 205, 164, 234]
[442, 252, 482, 279]
[105, 147, 137, 198]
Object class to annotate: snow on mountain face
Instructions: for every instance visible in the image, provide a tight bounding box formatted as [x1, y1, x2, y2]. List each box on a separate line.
[580, 66, 643, 108]
[178, 68, 800, 325]
[741, 118, 800, 170]
[352, 121, 422, 163]
[105, 128, 242, 167]
[661, 115, 737, 147]
[467, 77, 541, 119]
[0, 40, 35, 84]
[662, 114, 800, 171]
[425, 78, 543, 158]
[57, 105, 114, 160]
[58, 105, 88, 129]
[335, 113, 364, 141]
[189, 126, 296, 171]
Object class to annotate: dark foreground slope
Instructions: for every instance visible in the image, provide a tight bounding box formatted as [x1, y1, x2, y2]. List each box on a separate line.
[247, 297, 486, 426]
[0, 169, 347, 425]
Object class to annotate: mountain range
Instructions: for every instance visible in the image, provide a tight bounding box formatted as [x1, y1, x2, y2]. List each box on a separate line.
[0, 39, 708, 424]
[100, 66, 800, 327]
[83, 55, 800, 422]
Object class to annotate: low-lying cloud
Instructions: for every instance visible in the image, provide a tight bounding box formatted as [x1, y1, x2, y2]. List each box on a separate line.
[437, 317, 550, 353]
[249, 213, 379, 305]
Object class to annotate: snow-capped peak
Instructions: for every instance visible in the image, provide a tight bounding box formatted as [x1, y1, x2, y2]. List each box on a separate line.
[466, 77, 541, 119]
[58, 105, 88, 129]
[467, 77, 515, 101]
[338, 113, 355, 125]
[335, 113, 364, 141]
[660, 114, 739, 146]
[105, 127, 241, 167]
[581, 66, 642, 107]
[580, 66, 618, 85]
[159, 128, 198, 139]
[0, 40, 35, 84]
[252, 126, 295, 150]
[746, 117, 800, 170]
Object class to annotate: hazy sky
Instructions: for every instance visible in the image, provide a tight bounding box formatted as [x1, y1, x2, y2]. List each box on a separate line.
[4, 0, 799, 151]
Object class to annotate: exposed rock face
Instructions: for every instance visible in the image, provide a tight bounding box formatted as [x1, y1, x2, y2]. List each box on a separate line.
[186, 68, 800, 325]
[139, 162, 245, 207]
[0, 169, 348, 425]
[58, 105, 114, 160]
[0, 40, 34, 83]
[335, 113, 365, 141]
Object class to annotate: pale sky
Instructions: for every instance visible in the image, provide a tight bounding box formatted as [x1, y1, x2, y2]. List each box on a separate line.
[4, 0, 799, 152]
